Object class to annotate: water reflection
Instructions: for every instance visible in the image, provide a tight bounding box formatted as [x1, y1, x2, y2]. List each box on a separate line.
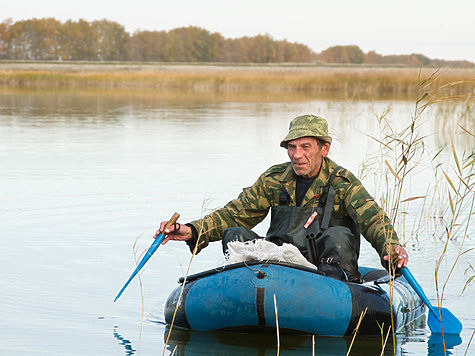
[396, 320, 463, 356]
[162, 327, 399, 356]
[113, 326, 136, 356]
[1, 87, 472, 149]
[161, 326, 465, 356]
[111, 323, 465, 356]
[0, 86, 417, 107]
[427, 334, 463, 356]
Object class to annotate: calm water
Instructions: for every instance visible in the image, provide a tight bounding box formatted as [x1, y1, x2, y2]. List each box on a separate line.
[0, 89, 473, 355]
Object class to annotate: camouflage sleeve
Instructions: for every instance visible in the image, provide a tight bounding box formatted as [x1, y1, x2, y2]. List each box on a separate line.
[342, 172, 400, 264]
[188, 173, 272, 254]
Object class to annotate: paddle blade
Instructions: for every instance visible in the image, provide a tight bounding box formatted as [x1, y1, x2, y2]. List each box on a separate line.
[400, 268, 462, 335]
[114, 212, 180, 302]
[113, 236, 163, 302]
[114, 270, 139, 302]
[428, 307, 463, 335]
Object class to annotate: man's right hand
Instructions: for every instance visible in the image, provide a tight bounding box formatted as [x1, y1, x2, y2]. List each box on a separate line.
[154, 221, 193, 245]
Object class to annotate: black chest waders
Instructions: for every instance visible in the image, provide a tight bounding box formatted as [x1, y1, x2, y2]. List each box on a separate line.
[266, 166, 362, 282]
[312, 167, 362, 282]
[222, 166, 362, 282]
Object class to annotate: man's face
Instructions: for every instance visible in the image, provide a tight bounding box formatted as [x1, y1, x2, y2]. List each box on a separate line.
[287, 137, 330, 178]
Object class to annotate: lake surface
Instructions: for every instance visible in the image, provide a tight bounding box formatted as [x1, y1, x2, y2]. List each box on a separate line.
[0, 89, 473, 355]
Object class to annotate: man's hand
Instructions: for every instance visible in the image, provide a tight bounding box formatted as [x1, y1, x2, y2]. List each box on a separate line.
[383, 245, 408, 269]
[154, 221, 192, 244]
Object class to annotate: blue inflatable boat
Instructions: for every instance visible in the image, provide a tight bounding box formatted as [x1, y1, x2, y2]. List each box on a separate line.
[164, 261, 426, 336]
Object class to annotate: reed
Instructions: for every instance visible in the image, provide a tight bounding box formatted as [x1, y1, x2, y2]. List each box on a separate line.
[432, 143, 473, 353]
[376, 322, 387, 352]
[162, 199, 213, 356]
[465, 331, 475, 356]
[462, 263, 474, 294]
[379, 326, 392, 356]
[312, 335, 315, 356]
[362, 69, 473, 354]
[360, 71, 437, 353]
[274, 294, 280, 356]
[0, 63, 473, 100]
[162, 240, 198, 356]
[414, 80, 473, 354]
[133, 233, 146, 356]
[346, 308, 367, 356]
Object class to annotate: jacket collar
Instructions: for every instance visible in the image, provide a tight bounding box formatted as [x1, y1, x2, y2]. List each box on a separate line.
[277, 158, 335, 206]
[278, 157, 333, 184]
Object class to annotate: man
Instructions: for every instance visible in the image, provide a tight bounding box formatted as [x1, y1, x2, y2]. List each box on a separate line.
[155, 114, 408, 281]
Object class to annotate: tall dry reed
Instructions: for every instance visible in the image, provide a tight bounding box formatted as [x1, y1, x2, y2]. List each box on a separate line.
[362, 69, 473, 355]
[1, 63, 474, 100]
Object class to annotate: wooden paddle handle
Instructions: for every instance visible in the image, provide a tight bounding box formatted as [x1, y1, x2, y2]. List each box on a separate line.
[162, 212, 180, 234]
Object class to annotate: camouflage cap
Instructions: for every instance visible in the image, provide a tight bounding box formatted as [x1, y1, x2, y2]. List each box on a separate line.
[280, 114, 332, 148]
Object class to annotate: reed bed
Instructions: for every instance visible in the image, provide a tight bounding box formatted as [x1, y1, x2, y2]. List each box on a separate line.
[361, 70, 473, 354]
[0, 62, 473, 100]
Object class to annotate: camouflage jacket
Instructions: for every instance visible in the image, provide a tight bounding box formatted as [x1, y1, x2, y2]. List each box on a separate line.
[188, 157, 399, 260]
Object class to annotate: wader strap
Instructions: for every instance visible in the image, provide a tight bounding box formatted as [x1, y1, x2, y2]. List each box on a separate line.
[319, 166, 342, 207]
[320, 166, 342, 231]
[321, 186, 336, 230]
[279, 187, 291, 206]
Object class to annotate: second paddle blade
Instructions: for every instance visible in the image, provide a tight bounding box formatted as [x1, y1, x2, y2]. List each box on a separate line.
[427, 307, 463, 335]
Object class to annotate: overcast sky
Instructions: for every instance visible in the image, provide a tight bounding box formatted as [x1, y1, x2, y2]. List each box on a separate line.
[3, 0, 474, 62]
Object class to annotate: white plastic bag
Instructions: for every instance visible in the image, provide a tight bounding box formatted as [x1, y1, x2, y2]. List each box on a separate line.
[225, 239, 317, 270]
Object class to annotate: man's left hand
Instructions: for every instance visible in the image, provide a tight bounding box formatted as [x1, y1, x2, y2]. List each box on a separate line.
[383, 245, 409, 269]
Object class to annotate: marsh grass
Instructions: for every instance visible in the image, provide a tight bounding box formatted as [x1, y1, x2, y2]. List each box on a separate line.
[133, 233, 147, 356]
[162, 235, 200, 356]
[432, 145, 473, 350]
[346, 308, 367, 356]
[361, 72, 435, 354]
[433, 97, 474, 147]
[462, 263, 474, 294]
[162, 200, 213, 356]
[380, 326, 392, 356]
[274, 294, 281, 356]
[362, 69, 474, 355]
[465, 332, 475, 356]
[1, 63, 474, 100]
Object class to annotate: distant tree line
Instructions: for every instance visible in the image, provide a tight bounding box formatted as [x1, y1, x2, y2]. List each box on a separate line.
[0, 18, 314, 63]
[318, 45, 473, 68]
[0, 18, 472, 67]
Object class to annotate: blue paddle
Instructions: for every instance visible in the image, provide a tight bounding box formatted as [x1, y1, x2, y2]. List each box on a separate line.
[400, 267, 462, 334]
[114, 212, 180, 302]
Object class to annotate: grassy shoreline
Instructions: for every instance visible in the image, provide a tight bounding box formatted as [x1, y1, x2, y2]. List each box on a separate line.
[1, 62, 473, 100]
